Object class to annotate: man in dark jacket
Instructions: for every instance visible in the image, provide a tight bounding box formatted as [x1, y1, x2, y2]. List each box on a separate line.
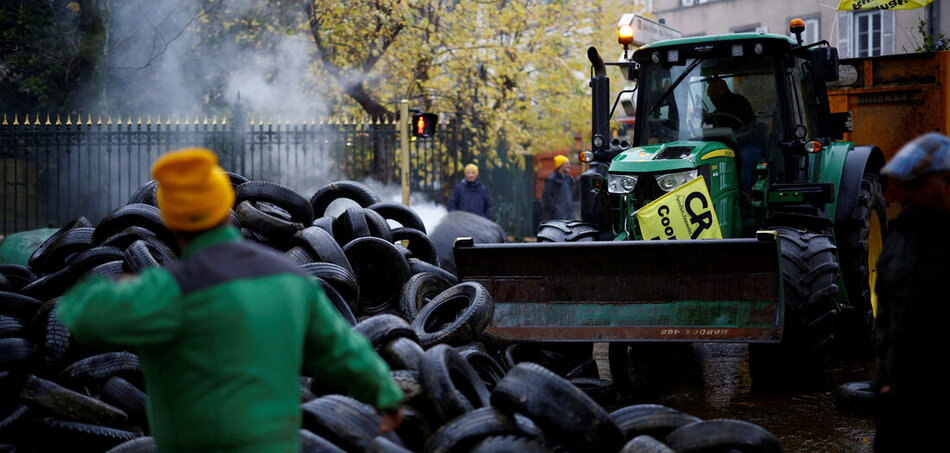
[705, 78, 755, 127]
[57, 148, 403, 453]
[448, 163, 493, 219]
[872, 133, 950, 452]
[541, 155, 576, 221]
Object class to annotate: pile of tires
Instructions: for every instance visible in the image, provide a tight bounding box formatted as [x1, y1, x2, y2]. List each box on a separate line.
[1, 177, 783, 452]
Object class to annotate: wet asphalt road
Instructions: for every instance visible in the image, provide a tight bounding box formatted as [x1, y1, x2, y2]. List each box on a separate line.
[593, 343, 876, 453]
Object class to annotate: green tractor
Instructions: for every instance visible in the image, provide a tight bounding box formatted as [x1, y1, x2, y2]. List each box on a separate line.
[454, 21, 885, 391]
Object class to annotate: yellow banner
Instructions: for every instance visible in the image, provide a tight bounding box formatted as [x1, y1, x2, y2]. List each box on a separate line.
[839, 0, 933, 10]
[637, 176, 722, 240]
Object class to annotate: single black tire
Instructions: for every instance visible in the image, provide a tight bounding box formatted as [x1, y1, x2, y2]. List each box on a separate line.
[66, 246, 126, 280]
[621, 435, 675, 453]
[29, 298, 72, 372]
[123, 240, 175, 274]
[379, 337, 426, 372]
[407, 258, 458, 285]
[343, 237, 411, 315]
[28, 216, 93, 273]
[609, 404, 701, 442]
[83, 260, 128, 280]
[293, 226, 355, 275]
[368, 202, 427, 234]
[126, 180, 158, 207]
[38, 226, 95, 275]
[101, 376, 149, 431]
[423, 406, 539, 453]
[310, 180, 382, 218]
[104, 436, 158, 453]
[333, 206, 372, 247]
[312, 215, 336, 236]
[469, 435, 554, 453]
[833, 380, 876, 415]
[536, 220, 599, 242]
[355, 314, 419, 349]
[226, 172, 249, 187]
[490, 362, 625, 453]
[0, 316, 25, 338]
[235, 200, 305, 247]
[664, 419, 782, 453]
[93, 204, 173, 248]
[835, 174, 886, 360]
[316, 280, 357, 327]
[300, 261, 360, 311]
[392, 227, 439, 266]
[457, 348, 506, 391]
[411, 282, 493, 348]
[367, 436, 414, 453]
[301, 394, 403, 451]
[568, 378, 617, 406]
[300, 429, 346, 453]
[363, 208, 394, 242]
[19, 264, 75, 302]
[0, 264, 37, 291]
[59, 351, 142, 390]
[0, 337, 35, 370]
[749, 226, 839, 388]
[235, 180, 314, 224]
[0, 291, 43, 319]
[420, 344, 491, 424]
[24, 417, 140, 451]
[399, 272, 453, 322]
[98, 226, 160, 251]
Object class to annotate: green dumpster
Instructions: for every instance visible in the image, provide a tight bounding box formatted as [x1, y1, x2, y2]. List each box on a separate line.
[0, 228, 58, 266]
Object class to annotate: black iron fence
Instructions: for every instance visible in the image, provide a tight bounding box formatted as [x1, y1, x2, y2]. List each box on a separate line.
[0, 113, 533, 239]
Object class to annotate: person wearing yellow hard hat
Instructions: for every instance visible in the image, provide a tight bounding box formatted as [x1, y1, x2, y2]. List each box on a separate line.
[872, 133, 950, 452]
[56, 148, 404, 452]
[541, 154, 576, 221]
[447, 162, 493, 219]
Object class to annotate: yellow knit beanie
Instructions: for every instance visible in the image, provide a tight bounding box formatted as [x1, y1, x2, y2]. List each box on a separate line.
[152, 148, 235, 232]
[554, 155, 569, 169]
[465, 163, 478, 175]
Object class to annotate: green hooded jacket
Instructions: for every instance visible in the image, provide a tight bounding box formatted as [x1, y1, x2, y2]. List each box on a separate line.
[56, 225, 403, 453]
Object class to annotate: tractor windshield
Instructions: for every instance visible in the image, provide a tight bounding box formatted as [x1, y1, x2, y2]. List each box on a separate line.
[636, 54, 782, 155]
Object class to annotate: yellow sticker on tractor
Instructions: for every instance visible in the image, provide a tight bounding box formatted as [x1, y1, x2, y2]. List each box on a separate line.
[637, 176, 722, 240]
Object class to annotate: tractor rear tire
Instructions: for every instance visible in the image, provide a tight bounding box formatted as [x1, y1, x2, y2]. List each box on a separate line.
[749, 226, 839, 390]
[835, 174, 886, 361]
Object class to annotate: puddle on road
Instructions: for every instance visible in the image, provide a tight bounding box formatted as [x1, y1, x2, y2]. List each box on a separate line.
[594, 343, 876, 453]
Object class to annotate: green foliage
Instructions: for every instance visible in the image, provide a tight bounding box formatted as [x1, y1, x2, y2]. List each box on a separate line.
[915, 19, 946, 52]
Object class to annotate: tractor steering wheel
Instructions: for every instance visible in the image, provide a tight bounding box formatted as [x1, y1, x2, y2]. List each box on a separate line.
[704, 111, 745, 130]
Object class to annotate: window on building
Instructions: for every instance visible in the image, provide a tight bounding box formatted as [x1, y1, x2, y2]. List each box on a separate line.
[837, 10, 894, 58]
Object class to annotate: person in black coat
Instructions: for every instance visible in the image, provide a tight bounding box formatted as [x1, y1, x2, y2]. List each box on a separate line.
[448, 163, 493, 219]
[541, 155, 576, 221]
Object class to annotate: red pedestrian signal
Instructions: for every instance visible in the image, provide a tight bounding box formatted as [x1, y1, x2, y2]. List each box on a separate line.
[411, 113, 438, 138]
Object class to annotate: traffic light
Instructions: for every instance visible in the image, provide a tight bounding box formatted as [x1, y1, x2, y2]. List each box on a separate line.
[411, 113, 438, 138]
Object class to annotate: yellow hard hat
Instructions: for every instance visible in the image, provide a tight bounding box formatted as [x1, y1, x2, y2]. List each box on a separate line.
[152, 148, 235, 232]
[554, 155, 569, 169]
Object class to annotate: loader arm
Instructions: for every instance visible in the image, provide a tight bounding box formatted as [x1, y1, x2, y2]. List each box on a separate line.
[453, 235, 784, 342]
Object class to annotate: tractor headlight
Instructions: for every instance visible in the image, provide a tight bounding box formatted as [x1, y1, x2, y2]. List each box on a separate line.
[655, 169, 698, 192]
[608, 174, 638, 194]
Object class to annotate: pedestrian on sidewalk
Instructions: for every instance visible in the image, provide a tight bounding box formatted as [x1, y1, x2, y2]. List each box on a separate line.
[448, 163, 493, 219]
[541, 154, 576, 221]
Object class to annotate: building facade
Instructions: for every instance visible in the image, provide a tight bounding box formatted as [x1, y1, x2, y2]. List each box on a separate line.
[650, 0, 948, 57]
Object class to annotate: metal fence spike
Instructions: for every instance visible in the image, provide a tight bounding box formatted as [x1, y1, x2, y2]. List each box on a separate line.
[65, 114, 72, 126]
[55, 114, 61, 125]
[2, 113, 7, 125]
[13, 114, 19, 125]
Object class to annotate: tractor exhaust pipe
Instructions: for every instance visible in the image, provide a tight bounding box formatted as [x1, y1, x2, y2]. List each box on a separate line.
[588, 47, 611, 160]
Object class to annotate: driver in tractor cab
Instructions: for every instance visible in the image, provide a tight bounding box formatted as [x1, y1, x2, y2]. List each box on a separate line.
[704, 78, 754, 127]
[705, 78, 761, 190]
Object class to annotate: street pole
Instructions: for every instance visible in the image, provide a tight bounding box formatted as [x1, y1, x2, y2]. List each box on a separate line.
[400, 100, 410, 207]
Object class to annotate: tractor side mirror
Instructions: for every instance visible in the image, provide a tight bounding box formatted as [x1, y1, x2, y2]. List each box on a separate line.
[812, 47, 839, 82]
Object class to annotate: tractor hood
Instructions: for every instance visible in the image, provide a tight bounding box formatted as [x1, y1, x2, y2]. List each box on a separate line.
[609, 141, 734, 174]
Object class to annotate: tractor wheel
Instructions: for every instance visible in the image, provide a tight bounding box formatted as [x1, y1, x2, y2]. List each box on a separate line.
[536, 220, 599, 242]
[749, 226, 839, 390]
[835, 174, 886, 360]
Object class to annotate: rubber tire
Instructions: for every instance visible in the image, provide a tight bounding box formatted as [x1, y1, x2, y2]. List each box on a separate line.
[126, 180, 158, 207]
[354, 314, 419, 349]
[489, 363, 625, 453]
[407, 258, 458, 285]
[664, 419, 781, 453]
[59, 351, 142, 390]
[835, 173, 886, 360]
[93, 204, 173, 248]
[28, 216, 93, 273]
[235, 180, 314, 224]
[368, 202, 427, 234]
[301, 394, 403, 451]
[0, 264, 37, 291]
[363, 208, 394, 242]
[300, 261, 360, 311]
[343, 237, 411, 316]
[419, 344, 491, 424]
[621, 435, 675, 453]
[470, 435, 553, 453]
[310, 180, 382, 217]
[609, 404, 701, 442]
[105, 436, 158, 453]
[19, 374, 130, 429]
[379, 337, 426, 372]
[316, 279, 357, 327]
[235, 200, 305, 247]
[411, 282, 493, 348]
[423, 406, 538, 453]
[300, 429, 346, 453]
[101, 376, 149, 431]
[749, 226, 839, 388]
[457, 348, 506, 391]
[833, 380, 876, 415]
[399, 272, 454, 322]
[392, 227, 439, 266]
[333, 206, 372, 247]
[536, 220, 599, 242]
[292, 226, 355, 275]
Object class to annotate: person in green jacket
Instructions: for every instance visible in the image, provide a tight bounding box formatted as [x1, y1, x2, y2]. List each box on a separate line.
[57, 148, 404, 452]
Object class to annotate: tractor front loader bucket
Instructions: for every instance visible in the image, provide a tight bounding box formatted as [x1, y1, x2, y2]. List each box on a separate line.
[453, 233, 784, 343]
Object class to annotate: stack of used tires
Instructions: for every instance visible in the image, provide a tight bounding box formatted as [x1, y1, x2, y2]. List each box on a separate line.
[1, 177, 782, 452]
